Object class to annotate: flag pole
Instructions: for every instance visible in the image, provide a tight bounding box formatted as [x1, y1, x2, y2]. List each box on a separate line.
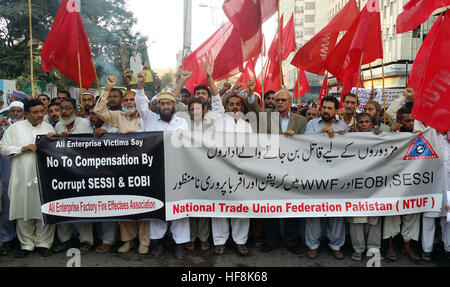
[243, 66, 247, 98]
[88, 40, 102, 95]
[182, 0, 188, 62]
[77, 52, 83, 100]
[297, 68, 301, 105]
[261, 42, 265, 112]
[277, 0, 283, 88]
[382, 58, 386, 124]
[27, 0, 35, 99]
[369, 62, 374, 91]
[354, 52, 364, 130]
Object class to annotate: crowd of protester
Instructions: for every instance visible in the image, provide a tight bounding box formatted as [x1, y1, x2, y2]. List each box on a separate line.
[0, 61, 448, 265]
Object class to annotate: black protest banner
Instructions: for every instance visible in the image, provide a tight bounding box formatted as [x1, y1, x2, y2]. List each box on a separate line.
[36, 132, 165, 224]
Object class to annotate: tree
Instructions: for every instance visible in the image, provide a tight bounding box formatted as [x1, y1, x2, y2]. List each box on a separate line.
[0, 0, 152, 93]
[160, 72, 174, 91]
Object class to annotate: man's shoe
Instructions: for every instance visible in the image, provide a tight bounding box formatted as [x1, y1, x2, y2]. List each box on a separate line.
[15, 249, 33, 259]
[287, 245, 302, 255]
[79, 242, 93, 255]
[331, 250, 344, 260]
[0, 241, 14, 256]
[118, 240, 136, 254]
[52, 240, 72, 254]
[174, 244, 186, 260]
[95, 243, 112, 253]
[138, 244, 149, 255]
[306, 249, 319, 259]
[185, 241, 195, 251]
[260, 243, 275, 253]
[151, 242, 164, 258]
[36, 247, 52, 257]
[421, 252, 432, 262]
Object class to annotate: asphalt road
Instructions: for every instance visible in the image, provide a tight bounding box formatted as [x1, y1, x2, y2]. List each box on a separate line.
[0, 237, 448, 268]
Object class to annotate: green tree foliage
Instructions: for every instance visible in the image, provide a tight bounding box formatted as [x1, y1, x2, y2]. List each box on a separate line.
[0, 0, 151, 92]
[160, 72, 174, 91]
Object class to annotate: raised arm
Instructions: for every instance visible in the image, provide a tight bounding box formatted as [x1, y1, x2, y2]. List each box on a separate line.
[386, 88, 414, 123]
[94, 75, 120, 126]
[173, 69, 193, 100]
[202, 58, 219, 97]
[135, 72, 158, 124]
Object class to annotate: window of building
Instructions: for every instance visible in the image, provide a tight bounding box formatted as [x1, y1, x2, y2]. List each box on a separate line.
[305, 2, 315, 10]
[305, 15, 315, 23]
[304, 27, 315, 36]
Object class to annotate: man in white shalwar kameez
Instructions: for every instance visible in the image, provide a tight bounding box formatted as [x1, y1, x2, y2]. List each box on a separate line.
[135, 71, 190, 260]
[0, 100, 56, 258]
[421, 131, 450, 261]
[383, 102, 420, 262]
[52, 98, 94, 254]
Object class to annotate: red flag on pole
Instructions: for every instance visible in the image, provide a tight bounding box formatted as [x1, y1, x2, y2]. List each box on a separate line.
[318, 73, 329, 108]
[291, 0, 359, 75]
[294, 69, 310, 99]
[411, 11, 450, 133]
[408, 14, 443, 93]
[237, 56, 258, 86]
[41, 0, 95, 89]
[324, 0, 383, 83]
[223, 0, 262, 41]
[397, 0, 450, 33]
[263, 14, 296, 93]
[183, 22, 245, 93]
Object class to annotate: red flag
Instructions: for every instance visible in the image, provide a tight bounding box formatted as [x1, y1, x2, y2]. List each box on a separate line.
[339, 71, 365, 108]
[318, 73, 329, 108]
[260, 0, 279, 22]
[294, 69, 310, 99]
[183, 22, 244, 93]
[324, 0, 383, 83]
[411, 11, 450, 133]
[408, 15, 443, 94]
[291, 0, 359, 75]
[263, 14, 297, 93]
[237, 56, 258, 86]
[41, 0, 95, 89]
[223, 0, 262, 41]
[397, 0, 450, 33]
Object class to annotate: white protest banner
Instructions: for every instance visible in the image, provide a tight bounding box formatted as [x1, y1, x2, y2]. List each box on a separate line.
[165, 128, 445, 220]
[351, 87, 382, 112]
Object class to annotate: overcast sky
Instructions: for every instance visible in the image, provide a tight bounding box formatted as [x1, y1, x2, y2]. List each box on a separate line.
[128, 0, 278, 70]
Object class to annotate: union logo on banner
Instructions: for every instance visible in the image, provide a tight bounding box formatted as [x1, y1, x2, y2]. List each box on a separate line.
[403, 133, 438, 160]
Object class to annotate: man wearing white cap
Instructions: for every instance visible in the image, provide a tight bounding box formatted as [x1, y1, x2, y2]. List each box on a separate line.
[8, 101, 24, 125]
[135, 71, 190, 260]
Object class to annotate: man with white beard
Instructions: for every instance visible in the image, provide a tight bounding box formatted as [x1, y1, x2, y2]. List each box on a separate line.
[7, 101, 25, 124]
[52, 98, 94, 254]
[94, 76, 148, 255]
[94, 77, 142, 134]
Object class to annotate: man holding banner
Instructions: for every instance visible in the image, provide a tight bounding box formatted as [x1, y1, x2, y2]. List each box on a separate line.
[135, 71, 190, 260]
[94, 76, 148, 255]
[304, 96, 348, 260]
[52, 98, 94, 254]
[0, 100, 56, 258]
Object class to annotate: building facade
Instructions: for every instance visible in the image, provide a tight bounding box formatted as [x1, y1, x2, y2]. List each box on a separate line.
[280, 0, 329, 102]
[281, 0, 447, 103]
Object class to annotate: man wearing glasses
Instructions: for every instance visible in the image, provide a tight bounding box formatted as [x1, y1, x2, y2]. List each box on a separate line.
[260, 89, 307, 255]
